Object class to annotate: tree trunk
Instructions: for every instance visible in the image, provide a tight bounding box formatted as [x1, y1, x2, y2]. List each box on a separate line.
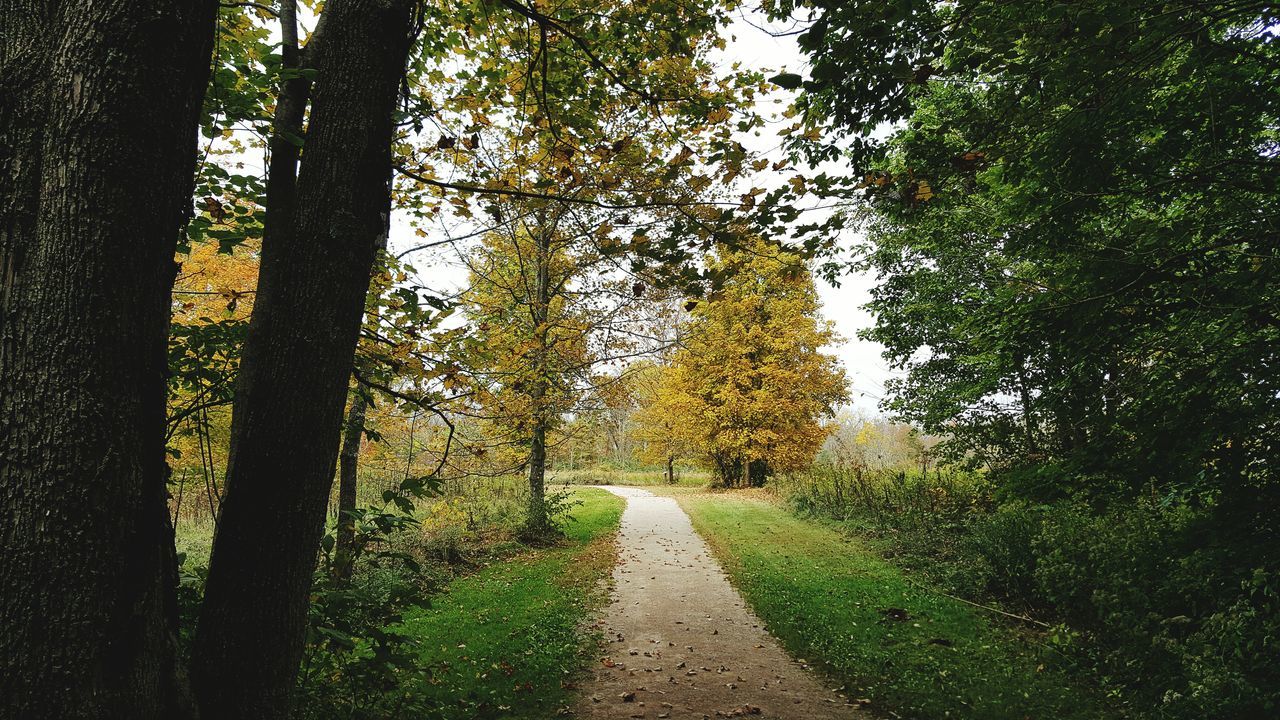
[333, 194, 390, 582]
[0, 2, 216, 718]
[189, 2, 415, 717]
[666, 455, 674, 484]
[527, 413, 549, 531]
[333, 391, 368, 580]
[1015, 357, 1037, 454]
[524, 225, 552, 537]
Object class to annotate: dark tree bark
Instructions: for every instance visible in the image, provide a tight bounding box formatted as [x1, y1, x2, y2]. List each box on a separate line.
[0, 2, 217, 718]
[189, 1, 416, 717]
[262, 0, 312, 260]
[333, 389, 369, 580]
[523, 225, 553, 538]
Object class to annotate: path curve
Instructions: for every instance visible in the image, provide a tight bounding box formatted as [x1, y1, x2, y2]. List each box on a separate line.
[577, 486, 860, 719]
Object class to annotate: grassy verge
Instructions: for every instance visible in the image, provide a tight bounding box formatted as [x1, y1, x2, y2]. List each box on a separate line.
[397, 487, 624, 719]
[556, 466, 710, 487]
[676, 490, 1112, 720]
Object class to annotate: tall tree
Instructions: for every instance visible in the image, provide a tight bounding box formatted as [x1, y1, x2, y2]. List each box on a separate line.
[0, 2, 217, 717]
[773, 0, 1280, 506]
[461, 217, 604, 536]
[660, 241, 847, 486]
[416, 0, 773, 533]
[189, 2, 419, 716]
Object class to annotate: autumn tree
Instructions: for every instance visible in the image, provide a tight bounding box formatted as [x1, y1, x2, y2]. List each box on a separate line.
[628, 361, 700, 483]
[660, 241, 847, 487]
[334, 242, 461, 580]
[461, 217, 648, 536]
[399, 0, 780, 534]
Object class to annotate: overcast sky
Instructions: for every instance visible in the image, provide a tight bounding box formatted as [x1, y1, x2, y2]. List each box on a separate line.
[714, 12, 894, 414]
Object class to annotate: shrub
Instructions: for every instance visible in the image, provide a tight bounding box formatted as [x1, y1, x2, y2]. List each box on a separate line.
[961, 503, 1045, 607]
[293, 553, 445, 719]
[1034, 502, 1279, 717]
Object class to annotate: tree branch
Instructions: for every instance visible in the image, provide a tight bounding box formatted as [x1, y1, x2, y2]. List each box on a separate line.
[494, 0, 691, 103]
[220, 1, 278, 16]
[395, 165, 736, 210]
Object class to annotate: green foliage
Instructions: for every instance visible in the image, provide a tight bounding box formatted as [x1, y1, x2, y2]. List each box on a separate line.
[1033, 504, 1280, 717]
[961, 503, 1043, 607]
[294, 554, 445, 720]
[772, 0, 1280, 512]
[764, 4, 1280, 713]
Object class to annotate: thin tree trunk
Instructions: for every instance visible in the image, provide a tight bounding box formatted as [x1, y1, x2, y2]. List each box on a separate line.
[0, 2, 216, 718]
[334, 391, 368, 580]
[334, 215, 390, 581]
[262, 0, 312, 264]
[332, 217, 386, 576]
[525, 225, 552, 537]
[190, 2, 416, 717]
[1015, 357, 1037, 453]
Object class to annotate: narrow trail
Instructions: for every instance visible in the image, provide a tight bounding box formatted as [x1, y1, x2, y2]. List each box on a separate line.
[576, 487, 860, 720]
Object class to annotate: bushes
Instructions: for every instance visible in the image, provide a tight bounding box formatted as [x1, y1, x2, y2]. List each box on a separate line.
[779, 463, 1280, 718]
[961, 503, 1044, 607]
[961, 500, 1279, 717]
[1033, 504, 1279, 718]
[294, 554, 443, 719]
[775, 465, 987, 527]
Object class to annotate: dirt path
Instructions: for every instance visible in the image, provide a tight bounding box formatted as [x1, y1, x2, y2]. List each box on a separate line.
[576, 487, 860, 720]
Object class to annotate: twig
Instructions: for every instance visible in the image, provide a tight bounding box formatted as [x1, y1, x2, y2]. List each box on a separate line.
[903, 575, 1051, 628]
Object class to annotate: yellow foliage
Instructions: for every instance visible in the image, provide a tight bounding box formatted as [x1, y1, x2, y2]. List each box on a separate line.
[643, 240, 848, 484]
[172, 238, 260, 323]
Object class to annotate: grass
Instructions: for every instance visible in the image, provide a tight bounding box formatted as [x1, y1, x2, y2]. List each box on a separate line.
[675, 490, 1112, 720]
[555, 466, 710, 487]
[397, 486, 624, 719]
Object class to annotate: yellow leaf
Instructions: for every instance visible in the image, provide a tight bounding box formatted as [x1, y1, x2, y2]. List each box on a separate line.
[914, 180, 934, 202]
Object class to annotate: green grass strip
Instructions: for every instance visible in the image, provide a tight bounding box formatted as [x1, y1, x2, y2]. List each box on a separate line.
[677, 491, 1111, 720]
[398, 487, 623, 719]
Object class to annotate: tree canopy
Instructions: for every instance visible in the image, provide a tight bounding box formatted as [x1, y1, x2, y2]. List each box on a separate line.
[646, 241, 848, 486]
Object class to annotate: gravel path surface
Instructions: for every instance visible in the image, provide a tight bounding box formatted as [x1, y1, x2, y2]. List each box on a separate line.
[576, 486, 860, 720]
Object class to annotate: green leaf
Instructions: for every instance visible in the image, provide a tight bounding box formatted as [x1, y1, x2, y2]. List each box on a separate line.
[769, 72, 804, 90]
